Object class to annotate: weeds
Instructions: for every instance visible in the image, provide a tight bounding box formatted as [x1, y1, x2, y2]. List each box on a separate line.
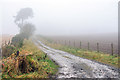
[2, 39, 58, 78]
[2, 45, 16, 58]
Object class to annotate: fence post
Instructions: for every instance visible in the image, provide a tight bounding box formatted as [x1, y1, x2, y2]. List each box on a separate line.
[56, 40, 57, 44]
[88, 42, 89, 50]
[59, 40, 60, 44]
[80, 41, 81, 49]
[56, 40, 58, 44]
[74, 41, 75, 47]
[65, 40, 66, 45]
[97, 43, 99, 52]
[111, 43, 113, 55]
[58, 40, 59, 44]
[69, 40, 70, 46]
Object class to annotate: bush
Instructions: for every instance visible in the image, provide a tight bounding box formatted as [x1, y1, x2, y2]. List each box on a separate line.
[2, 40, 58, 78]
[2, 45, 15, 57]
[11, 34, 24, 48]
[20, 23, 35, 39]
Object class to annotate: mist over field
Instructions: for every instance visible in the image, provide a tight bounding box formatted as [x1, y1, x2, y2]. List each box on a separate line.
[0, 0, 118, 35]
[0, 0, 118, 53]
[45, 33, 118, 54]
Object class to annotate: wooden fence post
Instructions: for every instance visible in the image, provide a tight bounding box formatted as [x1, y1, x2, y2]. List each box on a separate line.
[58, 40, 59, 44]
[59, 40, 60, 44]
[80, 41, 81, 49]
[57, 40, 58, 44]
[97, 43, 99, 52]
[74, 41, 75, 47]
[88, 42, 89, 50]
[111, 43, 113, 55]
[65, 40, 66, 45]
[56, 40, 57, 44]
[69, 40, 70, 46]
[61, 40, 62, 44]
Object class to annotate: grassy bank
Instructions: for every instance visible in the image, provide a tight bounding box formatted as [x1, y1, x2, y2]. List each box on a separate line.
[37, 36, 119, 68]
[2, 39, 58, 78]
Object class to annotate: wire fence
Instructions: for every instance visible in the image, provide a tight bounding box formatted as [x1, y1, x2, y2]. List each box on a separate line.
[53, 40, 118, 55]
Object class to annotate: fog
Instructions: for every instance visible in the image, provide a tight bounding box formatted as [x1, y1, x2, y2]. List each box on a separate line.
[0, 0, 119, 36]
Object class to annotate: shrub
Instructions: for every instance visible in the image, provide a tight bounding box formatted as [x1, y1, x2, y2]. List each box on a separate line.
[2, 45, 15, 57]
[11, 34, 24, 48]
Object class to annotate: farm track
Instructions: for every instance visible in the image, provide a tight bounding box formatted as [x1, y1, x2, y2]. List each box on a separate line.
[34, 39, 119, 78]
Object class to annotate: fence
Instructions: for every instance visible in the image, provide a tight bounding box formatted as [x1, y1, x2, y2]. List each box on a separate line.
[53, 40, 118, 55]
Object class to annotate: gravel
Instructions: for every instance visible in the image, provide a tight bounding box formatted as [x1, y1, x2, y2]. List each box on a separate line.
[34, 40, 119, 78]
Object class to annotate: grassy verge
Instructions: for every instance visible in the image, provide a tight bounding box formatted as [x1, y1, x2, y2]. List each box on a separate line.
[37, 36, 119, 68]
[2, 39, 58, 78]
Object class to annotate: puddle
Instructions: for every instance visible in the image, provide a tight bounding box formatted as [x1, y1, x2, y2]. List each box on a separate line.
[62, 56, 72, 59]
[72, 62, 93, 77]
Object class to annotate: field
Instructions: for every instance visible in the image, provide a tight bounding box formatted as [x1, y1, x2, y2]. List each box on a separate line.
[0, 34, 14, 46]
[37, 35, 119, 68]
[45, 34, 118, 54]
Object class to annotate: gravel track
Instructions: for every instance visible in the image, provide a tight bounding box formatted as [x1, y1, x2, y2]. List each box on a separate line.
[34, 40, 119, 78]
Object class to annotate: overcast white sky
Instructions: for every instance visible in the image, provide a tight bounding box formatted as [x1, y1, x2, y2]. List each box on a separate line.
[0, 0, 119, 36]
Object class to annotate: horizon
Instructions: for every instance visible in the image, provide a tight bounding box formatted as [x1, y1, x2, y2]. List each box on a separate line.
[0, 0, 118, 36]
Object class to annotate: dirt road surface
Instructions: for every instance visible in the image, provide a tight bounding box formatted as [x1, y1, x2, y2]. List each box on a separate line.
[34, 40, 119, 78]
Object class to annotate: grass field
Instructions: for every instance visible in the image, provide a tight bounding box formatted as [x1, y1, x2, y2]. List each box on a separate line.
[37, 36, 119, 68]
[45, 34, 118, 54]
[2, 39, 58, 78]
